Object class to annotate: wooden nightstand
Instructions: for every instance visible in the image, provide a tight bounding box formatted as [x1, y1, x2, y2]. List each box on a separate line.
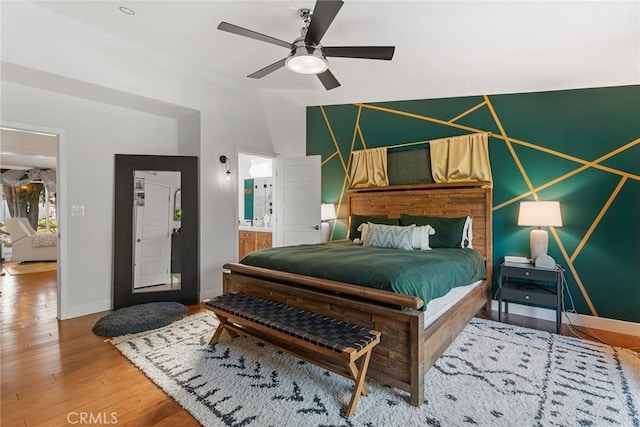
[498, 261, 564, 334]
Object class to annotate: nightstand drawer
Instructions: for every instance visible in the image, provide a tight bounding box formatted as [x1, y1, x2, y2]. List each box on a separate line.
[501, 264, 558, 281]
[501, 282, 557, 306]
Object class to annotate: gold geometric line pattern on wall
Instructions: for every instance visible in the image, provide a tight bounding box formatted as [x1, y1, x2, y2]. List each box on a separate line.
[328, 106, 364, 241]
[356, 102, 637, 181]
[570, 176, 628, 263]
[485, 94, 596, 316]
[321, 151, 339, 166]
[351, 104, 363, 157]
[319, 106, 348, 176]
[493, 136, 640, 210]
[317, 95, 637, 319]
[550, 225, 599, 316]
[448, 100, 487, 123]
[504, 135, 639, 181]
[356, 124, 367, 150]
[356, 103, 486, 136]
[484, 95, 537, 196]
[493, 164, 591, 211]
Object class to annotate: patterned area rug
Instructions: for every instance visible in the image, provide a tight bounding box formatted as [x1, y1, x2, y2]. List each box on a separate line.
[112, 312, 640, 427]
[3, 261, 57, 275]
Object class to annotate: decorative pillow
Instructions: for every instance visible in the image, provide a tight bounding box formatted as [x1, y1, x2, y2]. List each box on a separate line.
[400, 214, 472, 248]
[32, 233, 57, 247]
[348, 214, 399, 240]
[364, 223, 415, 251]
[353, 222, 371, 245]
[412, 225, 436, 250]
[387, 147, 435, 185]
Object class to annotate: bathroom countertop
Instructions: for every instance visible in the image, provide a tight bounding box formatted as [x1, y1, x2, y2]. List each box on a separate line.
[238, 226, 273, 233]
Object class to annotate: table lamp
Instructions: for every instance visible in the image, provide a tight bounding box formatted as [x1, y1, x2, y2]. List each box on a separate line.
[320, 203, 337, 243]
[517, 201, 562, 263]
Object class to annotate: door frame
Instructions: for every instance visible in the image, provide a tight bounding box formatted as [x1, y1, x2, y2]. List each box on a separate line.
[234, 148, 276, 259]
[1, 119, 66, 319]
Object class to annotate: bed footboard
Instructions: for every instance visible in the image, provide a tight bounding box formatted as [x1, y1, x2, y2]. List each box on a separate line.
[223, 268, 491, 406]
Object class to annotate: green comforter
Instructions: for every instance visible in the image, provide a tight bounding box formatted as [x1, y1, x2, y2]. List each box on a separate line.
[240, 240, 486, 310]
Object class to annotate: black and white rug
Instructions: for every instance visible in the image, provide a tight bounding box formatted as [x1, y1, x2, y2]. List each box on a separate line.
[111, 312, 640, 427]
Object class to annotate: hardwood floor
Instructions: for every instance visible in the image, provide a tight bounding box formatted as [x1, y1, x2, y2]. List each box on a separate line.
[475, 310, 640, 351]
[2, 270, 638, 426]
[1, 270, 203, 427]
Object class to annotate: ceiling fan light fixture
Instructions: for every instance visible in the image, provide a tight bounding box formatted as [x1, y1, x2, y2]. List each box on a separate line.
[285, 47, 328, 75]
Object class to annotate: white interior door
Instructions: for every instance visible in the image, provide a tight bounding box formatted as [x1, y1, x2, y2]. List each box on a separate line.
[275, 155, 321, 247]
[134, 180, 171, 288]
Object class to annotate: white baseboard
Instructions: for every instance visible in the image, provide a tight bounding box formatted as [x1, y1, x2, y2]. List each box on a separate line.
[490, 300, 640, 338]
[60, 299, 111, 320]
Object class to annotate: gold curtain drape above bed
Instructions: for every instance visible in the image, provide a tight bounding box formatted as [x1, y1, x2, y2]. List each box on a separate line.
[430, 133, 492, 184]
[350, 147, 389, 188]
[348, 133, 492, 189]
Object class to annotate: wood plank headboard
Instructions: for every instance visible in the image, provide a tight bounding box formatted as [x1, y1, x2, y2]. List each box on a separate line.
[347, 182, 493, 267]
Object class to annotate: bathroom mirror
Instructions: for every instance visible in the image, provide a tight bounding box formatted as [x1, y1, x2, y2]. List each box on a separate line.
[113, 154, 199, 309]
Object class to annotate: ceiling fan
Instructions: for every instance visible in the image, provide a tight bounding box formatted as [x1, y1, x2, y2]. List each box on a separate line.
[217, 0, 395, 90]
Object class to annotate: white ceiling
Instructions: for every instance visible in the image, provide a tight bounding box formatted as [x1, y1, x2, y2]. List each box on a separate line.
[28, 1, 640, 105]
[0, 128, 57, 170]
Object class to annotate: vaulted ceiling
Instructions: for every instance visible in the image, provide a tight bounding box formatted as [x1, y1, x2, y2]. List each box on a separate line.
[31, 1, 639, 106]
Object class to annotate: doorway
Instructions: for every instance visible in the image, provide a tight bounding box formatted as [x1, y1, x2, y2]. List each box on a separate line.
[0, 122, 62, 318]
[236, 151, 275, 260]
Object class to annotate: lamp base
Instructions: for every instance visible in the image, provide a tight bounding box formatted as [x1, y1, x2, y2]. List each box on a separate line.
[321, 222, 330, 243]
[530, 228, 548, 262]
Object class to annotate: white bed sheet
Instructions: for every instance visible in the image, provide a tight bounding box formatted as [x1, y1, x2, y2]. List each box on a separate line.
[423, 280, 482, 329]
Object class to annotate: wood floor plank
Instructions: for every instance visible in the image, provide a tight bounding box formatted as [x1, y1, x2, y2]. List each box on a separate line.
[2, 269, 638, 426]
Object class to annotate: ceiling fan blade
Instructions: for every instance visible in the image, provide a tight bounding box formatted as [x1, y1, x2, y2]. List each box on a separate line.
[317, 69, 341, 90]
[217, 22, 293, 50]
[247, 57, 288, 79]
[305, 0, 343, 46]
[323, 46, 395, 60]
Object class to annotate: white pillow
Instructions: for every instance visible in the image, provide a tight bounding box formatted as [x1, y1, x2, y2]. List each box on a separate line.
[412, 225, 435, 250]
[364, 223, 414, 251]
[353, 222, 370, 245]
[462, 217, 473, 249]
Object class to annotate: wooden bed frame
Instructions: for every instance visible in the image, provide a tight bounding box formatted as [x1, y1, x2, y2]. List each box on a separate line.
[223, 182, 493, 406]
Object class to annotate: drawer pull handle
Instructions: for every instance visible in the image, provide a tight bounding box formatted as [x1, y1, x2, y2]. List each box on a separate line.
[525, 271, 530, 276]
[525, 295, 530, 300]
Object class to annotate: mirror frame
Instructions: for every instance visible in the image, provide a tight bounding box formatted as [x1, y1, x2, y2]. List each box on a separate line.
[113, 154, 199, 310]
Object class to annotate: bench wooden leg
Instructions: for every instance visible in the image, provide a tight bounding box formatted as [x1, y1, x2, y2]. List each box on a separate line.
[346, 349, 373, 417]
[347, 360, 369, 396]
[208, 315, 238, 345]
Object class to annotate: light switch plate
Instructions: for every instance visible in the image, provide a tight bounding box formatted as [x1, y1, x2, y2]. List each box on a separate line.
[71, 205, 85, 216]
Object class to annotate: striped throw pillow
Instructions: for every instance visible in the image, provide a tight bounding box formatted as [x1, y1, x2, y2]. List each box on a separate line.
[364, 223, 415, 251]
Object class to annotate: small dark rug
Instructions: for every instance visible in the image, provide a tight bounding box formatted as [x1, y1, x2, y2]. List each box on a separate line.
[93, 302, 189, 337]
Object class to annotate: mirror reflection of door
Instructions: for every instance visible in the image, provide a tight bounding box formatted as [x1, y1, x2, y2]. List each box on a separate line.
[132, 171, 181, 292]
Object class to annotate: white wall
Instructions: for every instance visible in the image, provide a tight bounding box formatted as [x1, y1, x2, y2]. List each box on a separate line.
[1, 1, 279, 317]
[1, 82, 179, 317]
[260, 92, 307, 157]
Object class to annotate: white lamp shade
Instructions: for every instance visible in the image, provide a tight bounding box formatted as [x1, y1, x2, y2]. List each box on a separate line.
[517, 201, 562, 227]
[321, 203, 337, 221]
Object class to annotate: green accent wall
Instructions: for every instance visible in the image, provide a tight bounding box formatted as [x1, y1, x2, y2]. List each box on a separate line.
[306, 85, 640, 324]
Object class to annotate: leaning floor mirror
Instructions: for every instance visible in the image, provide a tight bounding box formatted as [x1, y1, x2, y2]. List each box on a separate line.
[113, 154, 199, 309]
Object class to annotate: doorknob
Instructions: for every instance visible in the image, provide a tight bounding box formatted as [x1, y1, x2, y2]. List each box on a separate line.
[309, 225, 320, 230]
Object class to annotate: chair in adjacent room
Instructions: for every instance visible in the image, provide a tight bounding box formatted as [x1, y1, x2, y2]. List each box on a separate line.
[4, 218, 57, 263]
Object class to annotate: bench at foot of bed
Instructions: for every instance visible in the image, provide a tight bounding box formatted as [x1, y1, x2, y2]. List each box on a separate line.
[205, 292, 381, 417]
